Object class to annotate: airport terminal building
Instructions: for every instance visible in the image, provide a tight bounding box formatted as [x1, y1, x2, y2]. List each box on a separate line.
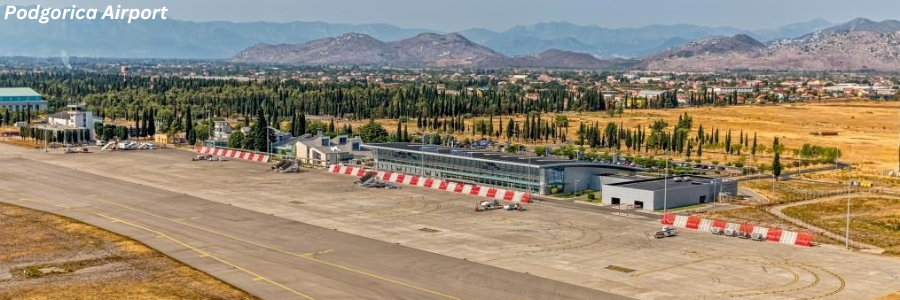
[0, 88, 48, 111]
[365, 143, 640, 195]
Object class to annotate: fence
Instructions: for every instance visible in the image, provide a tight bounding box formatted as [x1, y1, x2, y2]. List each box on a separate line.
[195, 146, 270, 163]
[662, 213, 814, 247]
[328, 165, 532, 203]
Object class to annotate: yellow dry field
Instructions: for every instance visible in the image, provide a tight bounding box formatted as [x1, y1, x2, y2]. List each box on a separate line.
[878, 291, 900, 300]
[0, 202, 259, 300]
[799, 168, 900, 190]
[338, 99, 898, 176]
[782, 196, 900, 256]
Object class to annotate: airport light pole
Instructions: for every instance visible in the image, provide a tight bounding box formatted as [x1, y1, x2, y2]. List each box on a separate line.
[420, 135, 426, 176]
[663, 150, 669, 213]
[846, 145, 854, 250]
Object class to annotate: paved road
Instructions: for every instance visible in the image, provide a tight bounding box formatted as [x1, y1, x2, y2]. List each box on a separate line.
[0, 157, 631, 300]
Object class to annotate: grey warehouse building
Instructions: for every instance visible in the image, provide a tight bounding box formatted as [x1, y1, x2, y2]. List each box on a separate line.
[601, 176, 737, 211]
[365, 143, 639, 195]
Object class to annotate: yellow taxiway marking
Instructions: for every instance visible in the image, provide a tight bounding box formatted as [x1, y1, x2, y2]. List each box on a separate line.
[94, 213, 316, 300]
[301, 249, 333, 257]
[96, 199, 461, 300]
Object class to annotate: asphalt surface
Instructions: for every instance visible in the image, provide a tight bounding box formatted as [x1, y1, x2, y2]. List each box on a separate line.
[534, 197, 659, 219]
[0, 157, 632, 300]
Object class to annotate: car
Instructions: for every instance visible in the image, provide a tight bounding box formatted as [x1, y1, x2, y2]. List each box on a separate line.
[654, 227, 677, 239]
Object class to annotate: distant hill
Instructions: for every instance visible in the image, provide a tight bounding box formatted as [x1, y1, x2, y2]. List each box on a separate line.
[775, 17, 900, 45]
[459, 19, 833, 59]
[507, 49, 611, 69]
[5, 10, 896, 72]
[232, 33, 506, 67]
[0, 8, 835, 61]
[232, 33, 610, 69]
[0, 9, 434, 59]
[644, 18, 900, 72]
[650, 34, 766, 59]
[749, 18, 835, 42]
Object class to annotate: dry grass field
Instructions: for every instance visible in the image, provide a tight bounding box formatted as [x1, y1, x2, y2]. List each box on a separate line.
[742, 179, 848, 205]
[0, 202, 259, 300]
[878, 291, 900, 300]
[782, 196, 900, 255]
[340, 99, 898, 176]
[799, 168, 900, 190]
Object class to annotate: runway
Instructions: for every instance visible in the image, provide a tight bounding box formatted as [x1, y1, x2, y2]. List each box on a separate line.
[0, 157, 631, 300]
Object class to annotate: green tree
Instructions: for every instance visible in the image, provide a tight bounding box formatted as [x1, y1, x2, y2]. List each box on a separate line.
[358, 120, 389, 143]
[147, 109, 156, 137]
[697, 141, 703, 158]
[772, 137, 782, 178]
[185, 106, 196, 145]
[195, 122, 210, 142]
[751, 132, 757, 155]
[228, 131, 245, 149]
[248, 110, 271, 152]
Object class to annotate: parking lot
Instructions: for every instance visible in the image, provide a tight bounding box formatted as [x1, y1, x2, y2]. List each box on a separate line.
[4, 145, 900, 300]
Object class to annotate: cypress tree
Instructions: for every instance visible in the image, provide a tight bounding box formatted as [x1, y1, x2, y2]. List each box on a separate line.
[185, 106, 196, 145]
[772, 137, 782, 178]
[147, 109, 156, 137]
[299, 114, 307, 135]
[697, 141, 703, 158]
[752, 132, 757, 155]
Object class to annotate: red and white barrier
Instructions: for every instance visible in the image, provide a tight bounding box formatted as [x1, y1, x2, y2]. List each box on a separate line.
[196, 146, 270, 163]
[661, 213, 813, 247]
[327, 165, 532, 203]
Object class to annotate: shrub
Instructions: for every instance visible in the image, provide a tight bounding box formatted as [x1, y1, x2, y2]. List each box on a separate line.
[587, 193, 596, 201]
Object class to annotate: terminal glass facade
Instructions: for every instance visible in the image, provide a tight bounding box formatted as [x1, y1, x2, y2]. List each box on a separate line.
[373, 147, 542, 192]
[0, 88, 47, 111]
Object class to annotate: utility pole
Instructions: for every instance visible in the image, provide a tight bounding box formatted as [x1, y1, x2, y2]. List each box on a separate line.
[846, 145, 854, 250]
[663, 150, 669, 213]
[420, 135, 426, 176]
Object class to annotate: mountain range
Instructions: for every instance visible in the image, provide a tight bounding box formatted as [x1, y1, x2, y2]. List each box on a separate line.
[0, 8, 834, 59]
[644, 18, 900, 71]
[458, 19, 834, 58]
[231, 32, 613, 69]
[1, 10, 898, 71]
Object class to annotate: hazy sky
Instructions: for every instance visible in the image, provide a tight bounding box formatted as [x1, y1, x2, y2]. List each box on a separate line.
[7, 0, 899, 31]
